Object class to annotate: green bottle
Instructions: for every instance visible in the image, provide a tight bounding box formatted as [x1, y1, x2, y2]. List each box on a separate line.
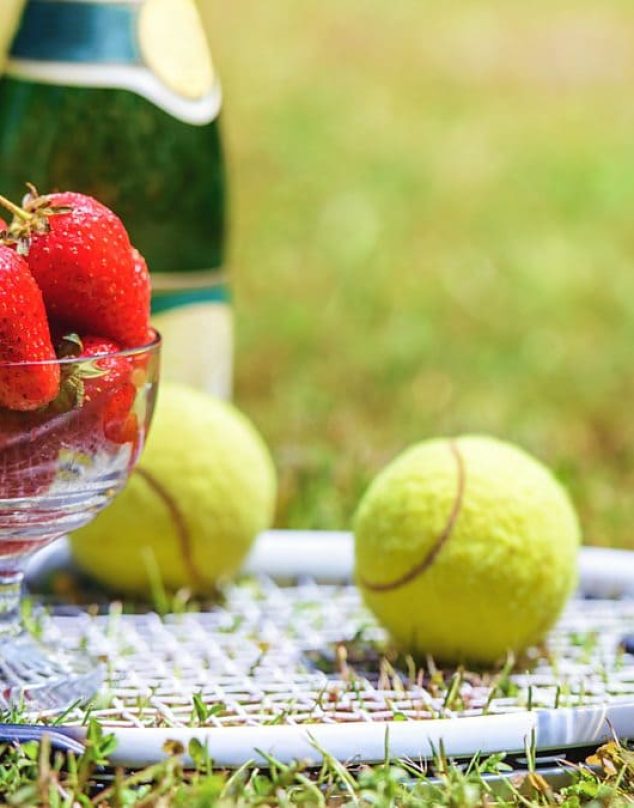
[0, 0, 232, 397]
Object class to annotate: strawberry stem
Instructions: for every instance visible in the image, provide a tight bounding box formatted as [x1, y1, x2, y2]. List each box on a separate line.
[0, 195, 32, 223]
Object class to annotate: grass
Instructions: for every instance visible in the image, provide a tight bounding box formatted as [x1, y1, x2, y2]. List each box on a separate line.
[200, 0, 634, 545]
[2, 718, 634, 806]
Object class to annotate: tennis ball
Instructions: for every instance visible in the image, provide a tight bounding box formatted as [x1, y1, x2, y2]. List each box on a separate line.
[70, 383, 277, 597]
[354, 435, 580, 665]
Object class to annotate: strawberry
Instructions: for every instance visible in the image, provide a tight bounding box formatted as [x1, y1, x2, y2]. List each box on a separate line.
[103, 383, 140, 447]
[70, 334, 132, 400]
[80, 338, 142, 459]
[56, 334, 140, 451]
[0, 245, 59, 411]
[131, 246, 148, 286]
[1, 190, 151, 348]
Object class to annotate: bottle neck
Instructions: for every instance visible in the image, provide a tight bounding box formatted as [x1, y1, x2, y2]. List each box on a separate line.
[5, 0, 222, 126]
[11, 1, 143, 65]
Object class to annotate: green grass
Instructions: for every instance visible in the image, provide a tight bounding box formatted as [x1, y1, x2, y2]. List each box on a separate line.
[201, 0, 634, 545]
[3, 718, 634, 806]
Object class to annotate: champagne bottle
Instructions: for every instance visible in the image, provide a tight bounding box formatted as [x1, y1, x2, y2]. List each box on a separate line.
[0, 0, 232, 397]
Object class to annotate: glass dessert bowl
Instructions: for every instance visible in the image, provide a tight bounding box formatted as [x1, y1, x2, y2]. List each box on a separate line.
[0, 331, 160, 712]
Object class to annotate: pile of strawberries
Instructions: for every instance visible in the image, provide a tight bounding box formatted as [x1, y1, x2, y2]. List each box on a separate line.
[0, 187, 153, 498]
[0, 187, 151, 410]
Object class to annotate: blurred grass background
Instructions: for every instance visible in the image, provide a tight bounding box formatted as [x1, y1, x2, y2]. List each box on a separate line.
[201, 0, 634, 546]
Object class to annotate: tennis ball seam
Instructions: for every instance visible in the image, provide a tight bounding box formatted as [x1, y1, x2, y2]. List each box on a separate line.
[360, 440, 466, 592]
[134, 466, 204, 589]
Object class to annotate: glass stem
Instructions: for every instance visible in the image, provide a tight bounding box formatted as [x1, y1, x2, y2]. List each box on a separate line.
[0, 571, 23, 638]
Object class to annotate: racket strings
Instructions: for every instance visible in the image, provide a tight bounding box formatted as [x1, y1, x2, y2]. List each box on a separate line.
[26, 578, 634, 729]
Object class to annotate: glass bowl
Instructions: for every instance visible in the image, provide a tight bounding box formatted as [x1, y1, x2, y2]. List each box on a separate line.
[0, 331, 160, 711]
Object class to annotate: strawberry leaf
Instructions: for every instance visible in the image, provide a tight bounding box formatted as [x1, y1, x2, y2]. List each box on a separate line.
[46, 358, 108, 414]
[56, 333, 83, 359]
[0, 185, 73, 256]
[77, 361, 109, 380]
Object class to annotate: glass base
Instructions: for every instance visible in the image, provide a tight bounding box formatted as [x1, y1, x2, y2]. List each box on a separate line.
[0, 631, 102, 713]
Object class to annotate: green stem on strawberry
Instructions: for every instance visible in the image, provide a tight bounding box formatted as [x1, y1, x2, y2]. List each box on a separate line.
[0, 194, 33, 223]
[0, 189, 71, 253]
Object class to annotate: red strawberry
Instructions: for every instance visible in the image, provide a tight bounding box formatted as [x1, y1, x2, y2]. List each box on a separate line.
[0, 245, 59, 411]
[80, 337, 140, 451]
[103, 383, 140, 448]
[10, 191, 151, 348]
[56, 334, 140, 451]
[131, 246, 148, 285]
[73, 335, 132, 400]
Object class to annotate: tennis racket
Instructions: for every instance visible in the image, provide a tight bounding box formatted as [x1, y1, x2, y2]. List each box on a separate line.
[16, 531, 634, 771]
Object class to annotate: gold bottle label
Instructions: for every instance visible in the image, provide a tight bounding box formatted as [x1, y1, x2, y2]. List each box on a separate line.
[139, 0, 215, 101]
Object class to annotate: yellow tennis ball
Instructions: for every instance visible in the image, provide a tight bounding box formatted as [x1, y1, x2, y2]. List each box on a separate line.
[354, 435, 581, 665]
[70, 383, 277, 597]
